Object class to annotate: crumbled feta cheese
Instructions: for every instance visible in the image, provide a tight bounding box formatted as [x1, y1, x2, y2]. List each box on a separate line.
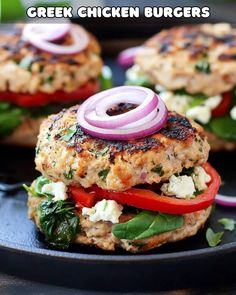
[204, 95, 222, 110]
[82, 199, 123, 224]
[126, 64, 141, 81]
[192, 166, 211, 191]
[230, 106, 236, 120]
[186, 105, 211, 124]
[159, 92, 190, 115]
[42, 182, 68, 201]
[161, 175, 196, 199]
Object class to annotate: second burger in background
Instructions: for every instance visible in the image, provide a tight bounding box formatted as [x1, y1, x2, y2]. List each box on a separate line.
[0, 22, 103, 146]
[126, 23, 236, 151]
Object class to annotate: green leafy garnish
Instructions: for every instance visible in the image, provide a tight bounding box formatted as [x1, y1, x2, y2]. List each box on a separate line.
[206, 228, 224, 247]
[195, 60, 211, 74]
[151, 165, 164, 176]
[38, 200, 80, 249]
[98, 169, 110, 181]
[63, 168, 75, 180]
[206, 116, 236, 141]
[23, 176, 51, 198]
[19, 56, 34, 71]
[218, 218, 236, 231]
[23, 184, 38, 197]
[189, 96, 206, 108]
[180, 167, 194, 176]
[0, 102, 11, 111]
[35, 176, 51, 196]
[0, 102, 24, 137]
[61, 125, 77, 142]
[45, 75, 54, 83]
[112, 211, 184, 240]
[95, 146, 109, 158]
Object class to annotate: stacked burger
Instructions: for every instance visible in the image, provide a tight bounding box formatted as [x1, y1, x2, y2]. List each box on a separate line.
[126, 23, 236, 151]
[26, 86, 220, 252]
[0, 22, 102, 146]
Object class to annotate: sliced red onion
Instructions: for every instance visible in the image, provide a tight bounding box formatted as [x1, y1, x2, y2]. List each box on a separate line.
[117, 46, 144, 67]
[85, 86, 158, 129]
[215, 194, 236, 207]
[77, 86, 168, 141]
[22, 23, 71, 42]
[23, 24, 89, 55]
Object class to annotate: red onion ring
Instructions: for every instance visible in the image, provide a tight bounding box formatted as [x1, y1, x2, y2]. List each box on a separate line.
[215, 194, 236, 207]
[117, 46, 144, 67]
[22, 23, 71, 42]
[85, 86, 158, 129]
[23, 24, 89, 55]
[77, 86, 168, 141]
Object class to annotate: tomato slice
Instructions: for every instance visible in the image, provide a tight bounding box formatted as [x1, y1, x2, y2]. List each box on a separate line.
[212, 91, 232, 117]
[70, 163, 220, 214]
[0, 80, 99, 107]
[70, 186, 96, 208]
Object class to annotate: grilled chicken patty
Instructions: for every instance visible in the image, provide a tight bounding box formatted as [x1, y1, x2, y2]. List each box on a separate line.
[35, 105, 209, 191]
[28, 195, 211, 253]
[136, 23, 236, 96]
[0, 24, 102, 94]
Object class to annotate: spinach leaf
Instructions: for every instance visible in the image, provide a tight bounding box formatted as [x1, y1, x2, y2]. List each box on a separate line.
[0, 106, 23, 137]
[206, 116, 236, 141]
[38, 200, 80, 249]
[23, 176, 51, 198]
[189, 96, 206, 108]
[218, 218, 236, 231]
[112, 211, 184, 240]
[206, 228, 224, 247]
[23, 183, 38, 197]
[35, 176, 51, 196]
[0, 102, 11, 111]
[61, 125, 77, 141]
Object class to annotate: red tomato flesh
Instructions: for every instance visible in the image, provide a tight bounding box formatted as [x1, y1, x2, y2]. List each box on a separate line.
[0, 80, 99, 107]
[70, 163, 220, 214]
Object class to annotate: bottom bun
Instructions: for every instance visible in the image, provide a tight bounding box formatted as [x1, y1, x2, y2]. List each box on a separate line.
[0, 117, 44, 147]
[28, 195, 211, 253]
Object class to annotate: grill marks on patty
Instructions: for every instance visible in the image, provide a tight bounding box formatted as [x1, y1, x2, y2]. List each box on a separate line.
[160, 115, 196, 141]
[0, 24, 103, 95]
[149, 24, 236, 61]
[51, 105, 197, 158]
[0, 25, 100, 65]
[136, 24, 236, 95]
[35, 104, 209, 191]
